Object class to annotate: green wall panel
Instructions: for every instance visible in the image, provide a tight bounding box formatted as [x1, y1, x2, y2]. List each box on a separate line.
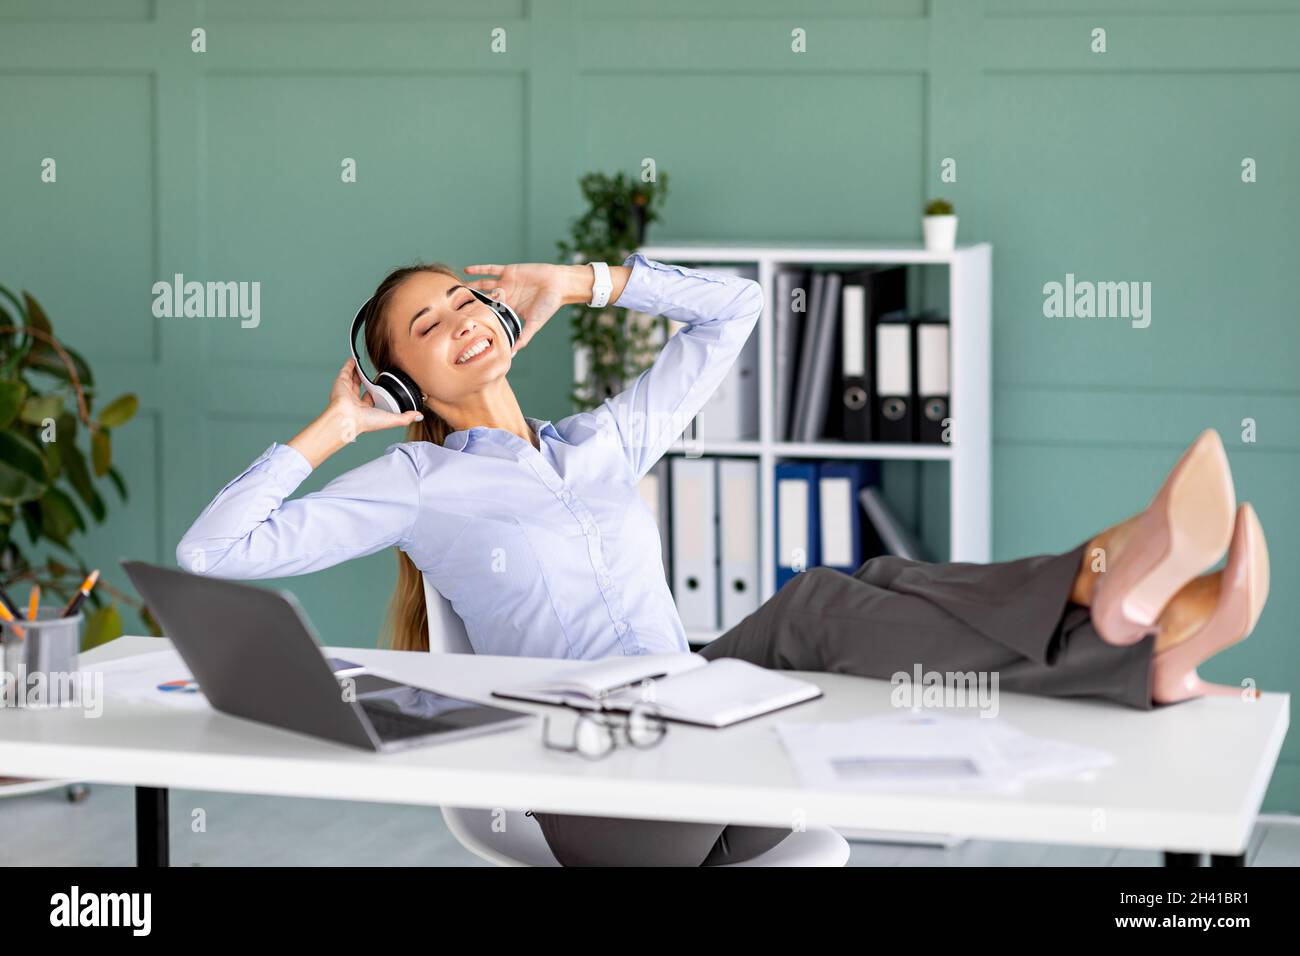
[981, 71, 1300, 390]
[200, 71, 527, 367]
[0, 73, 157, 362]
[578, 72, 925, 242]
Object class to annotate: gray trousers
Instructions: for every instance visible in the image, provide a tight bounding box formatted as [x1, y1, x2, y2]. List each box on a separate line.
[529, 542, 1156, 866]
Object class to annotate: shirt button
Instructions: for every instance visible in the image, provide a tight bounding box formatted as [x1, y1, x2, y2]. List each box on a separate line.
[586, 525, 598, 538]
[559, 489, 572, 502]
[599, 574, 611, 588]
[615, 622, 628, 634]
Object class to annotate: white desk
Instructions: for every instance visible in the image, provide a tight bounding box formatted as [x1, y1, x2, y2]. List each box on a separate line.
[0, 636, 1289, 866]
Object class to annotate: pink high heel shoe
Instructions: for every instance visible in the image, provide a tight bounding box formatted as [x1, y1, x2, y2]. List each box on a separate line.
[1091, 429, 1236, 646]
[1151, 503, 1269, 705]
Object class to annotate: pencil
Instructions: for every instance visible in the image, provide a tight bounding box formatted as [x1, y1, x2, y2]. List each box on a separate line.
[0, 584, 19, 619]
[26, 584, 40, 621]
[61, 570, 100, 619]
[0, 600, 26, 640]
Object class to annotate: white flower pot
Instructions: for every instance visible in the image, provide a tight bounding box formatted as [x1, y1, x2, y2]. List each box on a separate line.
[923, 215, 958, 252]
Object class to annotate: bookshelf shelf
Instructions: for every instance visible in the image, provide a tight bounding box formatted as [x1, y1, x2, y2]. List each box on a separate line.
[664, 440, 954, 461]
[773, 441, 955, 462]
[639, 240, 984, 267]
[632, 242, 993, 645]
[663, 440, 762, 457]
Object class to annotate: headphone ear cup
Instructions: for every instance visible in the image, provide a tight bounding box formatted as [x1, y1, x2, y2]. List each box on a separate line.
[496, 303, 522, 347]
[468, 288, 521, 347]
[374, 369, 422, 414]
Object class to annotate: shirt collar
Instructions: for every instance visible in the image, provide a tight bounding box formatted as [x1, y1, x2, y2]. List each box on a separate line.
[442, 416, 557, 453]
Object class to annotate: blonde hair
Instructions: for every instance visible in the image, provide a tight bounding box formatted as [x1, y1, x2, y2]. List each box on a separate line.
[360, 262, 459, 652]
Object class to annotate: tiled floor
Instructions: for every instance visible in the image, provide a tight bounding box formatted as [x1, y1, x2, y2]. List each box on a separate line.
[0, 783, 1295, 866]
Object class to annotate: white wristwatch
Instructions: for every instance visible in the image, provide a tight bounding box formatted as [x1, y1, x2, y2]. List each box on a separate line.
[587, 261, 613, 308]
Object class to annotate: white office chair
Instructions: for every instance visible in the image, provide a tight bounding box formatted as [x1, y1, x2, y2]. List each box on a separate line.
[421, 574, 850, 867]
[422, 574, 474, 654]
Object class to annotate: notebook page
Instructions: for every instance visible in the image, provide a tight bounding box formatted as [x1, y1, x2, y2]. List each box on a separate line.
[501, 653, 706, 699]
[608, 658, 819, 726]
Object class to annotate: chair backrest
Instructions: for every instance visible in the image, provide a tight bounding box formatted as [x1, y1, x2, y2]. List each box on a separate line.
[422, 574, 474, 654]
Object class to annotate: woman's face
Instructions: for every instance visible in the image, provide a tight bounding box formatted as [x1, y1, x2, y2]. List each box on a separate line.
[384, 270, 511, 405]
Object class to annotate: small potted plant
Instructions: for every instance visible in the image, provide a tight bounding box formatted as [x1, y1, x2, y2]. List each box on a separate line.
[923, 198, 958, 252]
[557, 170, 670, 410]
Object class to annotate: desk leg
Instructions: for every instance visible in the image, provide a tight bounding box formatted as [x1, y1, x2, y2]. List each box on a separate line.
[1163, 851, 1202, 866]
[1209, 853, 1246, 867]
[135, 786, 169, 867]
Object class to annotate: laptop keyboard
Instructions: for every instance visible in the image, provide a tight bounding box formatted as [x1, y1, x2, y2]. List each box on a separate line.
[360, 702, 443, 741]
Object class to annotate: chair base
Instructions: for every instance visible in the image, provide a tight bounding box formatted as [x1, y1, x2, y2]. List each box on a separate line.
[441, 806, 850, 867]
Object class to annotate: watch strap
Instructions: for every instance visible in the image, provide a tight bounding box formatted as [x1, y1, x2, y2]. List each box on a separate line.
[587, 261, 613, 309]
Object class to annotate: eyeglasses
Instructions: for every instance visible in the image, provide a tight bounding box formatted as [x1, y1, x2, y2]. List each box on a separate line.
[541, 701, 668, 760]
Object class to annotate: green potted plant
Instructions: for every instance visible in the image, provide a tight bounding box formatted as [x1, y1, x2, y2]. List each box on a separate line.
[0, 285, 157, 651]
[923, 198, 958, 252]
[557, 170, 670, 409]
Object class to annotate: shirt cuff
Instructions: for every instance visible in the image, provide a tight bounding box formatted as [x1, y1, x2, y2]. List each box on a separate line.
[266, 442, 314, 483]
[614, 253, 739, 319]
[613, 253, 659, 314]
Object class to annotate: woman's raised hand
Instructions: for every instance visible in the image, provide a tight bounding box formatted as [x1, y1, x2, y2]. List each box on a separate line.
[330, 357, 424, 438]
[462, 262, 579, 355]
[289, 358, 423, 468]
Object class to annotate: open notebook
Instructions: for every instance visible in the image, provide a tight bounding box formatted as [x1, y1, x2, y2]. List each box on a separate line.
[491, 654, 821, 728]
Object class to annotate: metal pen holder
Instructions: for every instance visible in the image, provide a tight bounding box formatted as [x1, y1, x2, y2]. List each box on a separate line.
[0, 609, 84, 709]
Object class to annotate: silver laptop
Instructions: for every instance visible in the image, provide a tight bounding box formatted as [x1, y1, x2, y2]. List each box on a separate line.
[121, 561, 534, 752]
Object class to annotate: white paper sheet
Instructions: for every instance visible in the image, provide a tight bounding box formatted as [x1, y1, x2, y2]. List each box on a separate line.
[775, 710, 1113, 794]
[84, 648, 209, 711]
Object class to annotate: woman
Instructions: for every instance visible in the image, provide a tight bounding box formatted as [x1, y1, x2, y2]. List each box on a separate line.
[177, 255, 1270, 867]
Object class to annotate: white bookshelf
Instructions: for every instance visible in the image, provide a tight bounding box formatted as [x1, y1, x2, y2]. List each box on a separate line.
[633, 241, 992, 643]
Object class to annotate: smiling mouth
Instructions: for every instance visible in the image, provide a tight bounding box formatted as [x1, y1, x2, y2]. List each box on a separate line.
[455, 335, 494, 365]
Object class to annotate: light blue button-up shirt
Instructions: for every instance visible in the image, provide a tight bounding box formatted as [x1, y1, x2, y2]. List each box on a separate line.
[176, 254, 763, 659]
